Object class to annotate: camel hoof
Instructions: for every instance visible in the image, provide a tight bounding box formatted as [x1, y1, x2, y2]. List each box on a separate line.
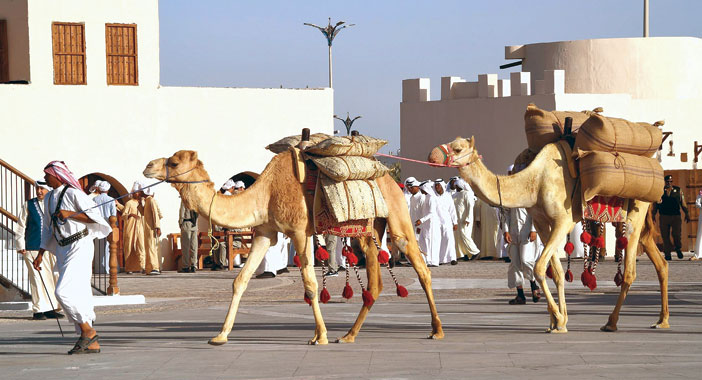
[308, 337, 328, 345]
[208, 336, 228, 346]
[651, 321, 670, 329]
[428, 331, 445, 340]
[546, 326, 568, 334]
[600, 325, 617, 332]
[336, 335, 355, 344]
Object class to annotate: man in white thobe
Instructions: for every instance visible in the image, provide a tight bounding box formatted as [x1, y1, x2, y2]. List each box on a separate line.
[434, 179, 458, 265]
[416, 181, 441, 267]
[34, 161, 111, 354]
[92, 180, 117, 274]
[15, 180, 63, 320]
[452, 179, 480, 261]
[502, 204, 541, 304]
[256, 232, 289, 278]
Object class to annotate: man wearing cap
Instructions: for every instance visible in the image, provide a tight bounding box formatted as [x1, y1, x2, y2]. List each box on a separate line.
[93, 180, 118, 274]
[434, 179, 458, 265]
[15, 180, 64, 320]
[123, 182, 146, 273]
[34, 161, 111, 354]
[142, 186, 162, 275]
[654, 175, 690, 260]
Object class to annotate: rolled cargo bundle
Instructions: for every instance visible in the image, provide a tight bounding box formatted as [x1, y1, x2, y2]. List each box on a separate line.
[311, 156, 388, 182]
[575, 114, 663, 157]
[578, 149, 664, 203]
[266, 133, 331, 154]
[305, 135, 387, 158]
[524, 104, 600, 152]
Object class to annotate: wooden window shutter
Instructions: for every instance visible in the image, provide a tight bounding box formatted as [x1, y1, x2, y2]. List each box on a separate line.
[52, 22, 86, 85]
[105, 24, 138, 85]
[0, 20, 8, 83]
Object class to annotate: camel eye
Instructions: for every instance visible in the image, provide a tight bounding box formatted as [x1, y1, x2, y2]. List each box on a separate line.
[168, 162, 178, 168]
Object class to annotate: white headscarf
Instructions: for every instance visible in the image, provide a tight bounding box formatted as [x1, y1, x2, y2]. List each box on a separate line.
[131, 180, 145, 193]
[89, 180, 101, 193]
[221, 179, 235, 190]
[98, 180, 111, 192]
[143, 186, 154, 196]
[234, 181, 246, 189]
[35, 179, 52, 191]
[419, 181, 436, 196]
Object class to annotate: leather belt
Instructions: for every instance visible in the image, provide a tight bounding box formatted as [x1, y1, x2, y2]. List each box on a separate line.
[58, 228, 88, 247]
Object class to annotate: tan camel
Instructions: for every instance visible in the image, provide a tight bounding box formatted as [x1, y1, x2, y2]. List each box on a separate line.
[427, 137, 669, 332]
[143, 150, 443, 345]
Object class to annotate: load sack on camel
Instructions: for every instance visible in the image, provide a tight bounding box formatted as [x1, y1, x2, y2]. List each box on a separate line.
[524, 104, 602, 152]
[574, 114, 663, 157]
[311, 156, 388, 182]
[320, 175, 389, 223]
[577, 149, 664, 203]
[266, 133, 331, 154]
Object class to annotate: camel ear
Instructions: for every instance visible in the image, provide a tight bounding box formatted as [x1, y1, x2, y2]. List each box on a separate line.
[189, 151, 198, 161]
[469, 136, 475, 150]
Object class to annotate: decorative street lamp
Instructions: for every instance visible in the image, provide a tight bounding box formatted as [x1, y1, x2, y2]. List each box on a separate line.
[334, 112, 362, 136]
[304, 18, 354, 88]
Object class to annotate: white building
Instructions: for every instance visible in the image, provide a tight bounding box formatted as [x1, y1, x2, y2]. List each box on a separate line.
[0, 0, 333, 268]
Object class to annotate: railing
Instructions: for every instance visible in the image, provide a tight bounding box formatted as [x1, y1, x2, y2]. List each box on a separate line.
[0, 159, 35, 297]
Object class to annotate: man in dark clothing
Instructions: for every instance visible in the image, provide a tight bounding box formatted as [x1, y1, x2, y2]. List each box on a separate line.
[654, 175, 690, 260]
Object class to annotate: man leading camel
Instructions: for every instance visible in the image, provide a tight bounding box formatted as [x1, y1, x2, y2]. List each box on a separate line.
[34, 161, 111, 354]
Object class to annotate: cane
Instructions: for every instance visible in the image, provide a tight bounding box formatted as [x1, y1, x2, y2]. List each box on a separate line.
[30, 253, 64, 337]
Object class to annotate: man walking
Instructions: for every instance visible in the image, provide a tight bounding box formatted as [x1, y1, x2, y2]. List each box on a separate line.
[92, 180, 117, 273]
[142, 187, 162, 275]
[15, 180, 63, 320]
[179, 200, 199, 272]
[654, 175, 690, 260]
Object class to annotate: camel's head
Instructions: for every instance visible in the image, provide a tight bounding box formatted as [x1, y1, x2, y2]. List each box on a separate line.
[427, 136, 477, 167]
[143, 150, 208, 183]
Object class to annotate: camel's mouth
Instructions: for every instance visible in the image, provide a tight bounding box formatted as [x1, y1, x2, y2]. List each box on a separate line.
[143, 158, 166, 180]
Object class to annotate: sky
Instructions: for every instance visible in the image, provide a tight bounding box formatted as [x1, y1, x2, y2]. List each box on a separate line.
[158, 0, 702, 153]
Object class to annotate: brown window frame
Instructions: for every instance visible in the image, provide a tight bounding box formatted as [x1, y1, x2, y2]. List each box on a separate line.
[52, 22, 87, 85]
[105, 23, 138, 86]
[0, 20, 9, 83]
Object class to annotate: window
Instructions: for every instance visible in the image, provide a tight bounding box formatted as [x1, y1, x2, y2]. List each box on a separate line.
[0, 20, 8, 83]
[105, 24, 138, 85]
[52, 22, 86, 85]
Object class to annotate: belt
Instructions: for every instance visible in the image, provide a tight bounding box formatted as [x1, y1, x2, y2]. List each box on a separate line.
[58, 228, 89, 247]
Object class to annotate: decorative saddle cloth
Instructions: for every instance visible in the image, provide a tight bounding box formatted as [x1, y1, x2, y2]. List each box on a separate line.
[582, 195, 628, 223]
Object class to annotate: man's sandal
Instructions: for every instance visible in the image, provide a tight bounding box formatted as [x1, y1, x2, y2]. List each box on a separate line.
[532, 289, 541, 303]
[68, 335, 100, 355]
[508, 297, 526, 305]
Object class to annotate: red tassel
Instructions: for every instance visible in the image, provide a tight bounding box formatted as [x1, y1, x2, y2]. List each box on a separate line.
[616, 236, 628, 250]
[293, 255, 301, 267]
[614, 270, 624, 287]
[580, 231, 592, 245]
[315, 246, 330, 261]
[362, 289, 375, 307]
[565, 269, 573, 282]
[320, 288, 331, 303]
[581, 270, 590, 287]
[342, 283, 354, 299]
[546, 265, 553, 279]
[342, 245, 353, 256]
[587, 274, 597, 291]
[344, 251, 358, 266]
[378, 250, 390, 264]
[396, 285, 409, 297]
[304, 293, 312, 305]
[593, 236, 605, 249]
[564, 242, 575, 255]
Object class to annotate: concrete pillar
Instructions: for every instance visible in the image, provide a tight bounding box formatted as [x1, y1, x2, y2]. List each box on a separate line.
[478, 74, 498, 98]
[441, 76, 465, 100]
[509, 72, 530, 96]
[534, 80, 546, 95]
[402, 78, 431, 103]
[498, 79, 511, 97]
[544, 69, 565, 94]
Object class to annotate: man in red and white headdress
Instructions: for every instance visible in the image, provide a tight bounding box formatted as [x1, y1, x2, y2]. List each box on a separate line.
[34, 160, 111, 354]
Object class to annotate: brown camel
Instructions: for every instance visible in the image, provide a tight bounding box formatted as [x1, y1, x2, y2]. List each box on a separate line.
[143, 150, 443, 345]
[428, 137, 669, 332]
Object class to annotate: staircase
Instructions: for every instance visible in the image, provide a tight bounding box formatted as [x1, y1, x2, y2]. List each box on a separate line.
[0, 158, 35, 299]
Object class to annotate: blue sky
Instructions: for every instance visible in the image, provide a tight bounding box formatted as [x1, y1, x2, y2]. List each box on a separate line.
[158, 0, 702, 153]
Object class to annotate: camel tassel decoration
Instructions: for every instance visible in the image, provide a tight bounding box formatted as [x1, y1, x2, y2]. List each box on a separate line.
[339, 240, 374, 307]
[614, 222, 628, 287]
[564, 236, 575, 282]
[581, 221, 605, 290]
[371, 236, 409, 298]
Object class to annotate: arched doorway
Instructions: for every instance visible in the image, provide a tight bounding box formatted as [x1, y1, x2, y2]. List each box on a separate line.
[228, 171, 259, 189]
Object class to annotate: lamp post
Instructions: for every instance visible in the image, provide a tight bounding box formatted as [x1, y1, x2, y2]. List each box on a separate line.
[334, 112, 362, 136]
[304, 18, 354, 88]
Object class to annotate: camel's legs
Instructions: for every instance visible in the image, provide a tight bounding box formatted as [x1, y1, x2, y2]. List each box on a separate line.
[549, 252, 568, 327]
[533, 220, 572, 333]
[291, 231, 328, 345]
[398, 231, 444, 340]
[209, 230, 274, 345]
[337, 232, 383, 343]
[601, 202, 669, 331]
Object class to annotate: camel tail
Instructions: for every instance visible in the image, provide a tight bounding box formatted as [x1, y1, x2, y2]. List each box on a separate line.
[640, 205, 660, 243]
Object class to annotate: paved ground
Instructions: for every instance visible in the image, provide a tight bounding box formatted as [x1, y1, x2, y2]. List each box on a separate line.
[1, 257, 701, 379]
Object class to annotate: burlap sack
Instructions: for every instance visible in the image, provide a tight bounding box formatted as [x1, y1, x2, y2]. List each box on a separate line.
[305, 135, 387, 157]
[575, 114, 662, 157]
[524, 104, 601, 152]
[578, 149, 664, 203]
[311, 156, 389, 182]
[320, 175, 389, 223]
[266, 133, 331, 154]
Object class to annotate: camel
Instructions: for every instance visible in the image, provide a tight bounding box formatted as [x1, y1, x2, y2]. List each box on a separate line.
[143, 150, 443, 345]
[427, 137, 669, 333]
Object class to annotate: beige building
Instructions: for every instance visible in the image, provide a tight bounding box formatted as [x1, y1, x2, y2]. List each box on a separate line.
[0, 0, 333, 269]
[401, 37, 702, 180]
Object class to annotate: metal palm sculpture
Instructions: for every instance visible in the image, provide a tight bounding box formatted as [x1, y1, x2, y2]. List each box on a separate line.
[334, 113, 362, 136]
[304, 18, 355, 88]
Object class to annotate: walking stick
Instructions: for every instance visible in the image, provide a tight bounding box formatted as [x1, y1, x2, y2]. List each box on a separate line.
[30, 253, 64, 337]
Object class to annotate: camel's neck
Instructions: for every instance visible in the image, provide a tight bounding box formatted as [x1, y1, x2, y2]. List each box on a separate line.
[178, 180, 270, 229]
[458, 156, 539, 209]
